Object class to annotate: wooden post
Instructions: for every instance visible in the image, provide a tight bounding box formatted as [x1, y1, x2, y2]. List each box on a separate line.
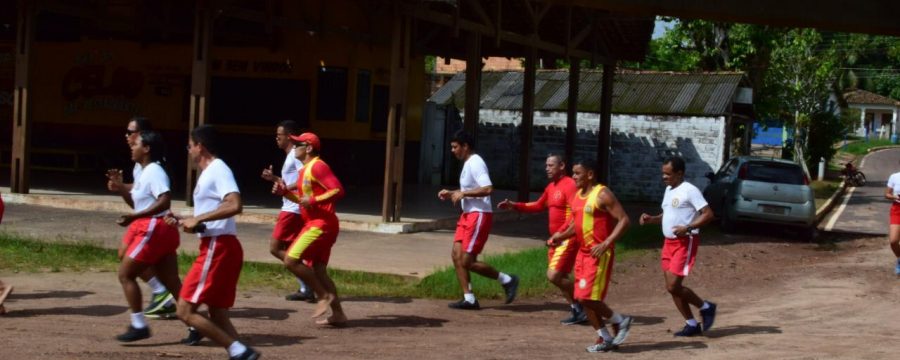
[597, 63, 615, 185]
[11, 0, 35, 194]
[464, 32, 481, 142]
[186, 0, 214, 206]
[381, 8, 411, 222]
[565, 60, 580, 172]
[518, 47, 537, 202]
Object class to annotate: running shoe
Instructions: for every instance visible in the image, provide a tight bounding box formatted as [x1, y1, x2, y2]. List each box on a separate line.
[585, 339, 618, 353]
[502, 275, 520, 304]
[145, 302, 177, 319]
[894, 259, 900, 276]
[674, 323, 703, 337]
[230, 346, 261, 360]
[700, 302, 718, 331]
[285, 288, 316, 302]
[560, 306, 589, 325]
[116, 325, 150, 342]
[181, 327, 204, 346]
[612, 316, 633, 345]
[447, 299, 480, 310]
[144, 291, 174, 314]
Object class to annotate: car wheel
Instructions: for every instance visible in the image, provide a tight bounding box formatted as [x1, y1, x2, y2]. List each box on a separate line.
[802, 226, 817, 241]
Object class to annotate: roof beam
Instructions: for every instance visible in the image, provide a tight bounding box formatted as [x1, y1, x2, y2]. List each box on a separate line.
[564, 0, 900, 36]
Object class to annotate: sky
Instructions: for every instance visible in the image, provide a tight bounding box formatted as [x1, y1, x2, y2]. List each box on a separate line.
[652, 18, 675, 39]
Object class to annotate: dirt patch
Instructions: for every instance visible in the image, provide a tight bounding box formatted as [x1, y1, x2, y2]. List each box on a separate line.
[2, 232, 899, 359]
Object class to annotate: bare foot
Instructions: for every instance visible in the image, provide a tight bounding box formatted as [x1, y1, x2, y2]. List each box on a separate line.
[0, 285, 12, 306]
[0, 304, 6, 315]
[315, 312, 347, 326]
[311, 294, 334, 318]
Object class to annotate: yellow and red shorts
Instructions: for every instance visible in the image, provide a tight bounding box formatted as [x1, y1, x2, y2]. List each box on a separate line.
[181, 235, 244, 308]
[547, 239, 578, 273]
[272, 211, 304, 242]
[286, 219, 339, 265]
[121, 217, 179, 264]
[574, 248, 614, 301]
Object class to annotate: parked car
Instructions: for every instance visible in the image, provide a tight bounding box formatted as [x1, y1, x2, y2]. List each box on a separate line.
[703, 156, 816, 240]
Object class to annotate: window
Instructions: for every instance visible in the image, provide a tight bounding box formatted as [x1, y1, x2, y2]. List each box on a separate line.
[745, 162, 805, 185]
[371, 85, 390, 132]
[355, 70, 372, 123]
[316, 66, 348, 121]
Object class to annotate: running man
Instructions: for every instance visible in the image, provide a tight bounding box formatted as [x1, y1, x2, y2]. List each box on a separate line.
[106, 116, 176, 319]
[438, 130, 519, 310]
[113, 131, 183, 342]
[498, 154, 584, 324]
[550, 159, 633, 352]
[166, 125, 259, 360]
[272, 132, 347, 325]
[639, 156, 717, 337]
[261, 120, 314, 302]
[883, 165, 900, 274]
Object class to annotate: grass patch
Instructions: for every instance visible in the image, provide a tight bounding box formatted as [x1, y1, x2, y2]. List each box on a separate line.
[811, 180, 841, 210]
[839, 139, 896, 156]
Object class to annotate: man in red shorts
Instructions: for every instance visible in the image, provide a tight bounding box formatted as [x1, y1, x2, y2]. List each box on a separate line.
[883, 165, 900, 275]
[551, 159, 633, 352]
[438, 130, 518, 310]
[273, 132, 347, 326]
[498, 154, 584, 324]
[167, 125, 259, 360]
[261, 120, 314, 302]
[640, 156, 716, 337]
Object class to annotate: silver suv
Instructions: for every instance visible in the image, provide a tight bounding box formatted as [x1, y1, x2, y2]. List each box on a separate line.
[703, 156, 816, 239]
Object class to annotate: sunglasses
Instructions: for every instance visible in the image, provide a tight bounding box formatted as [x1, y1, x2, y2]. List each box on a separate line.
[126, 129, 139, 135]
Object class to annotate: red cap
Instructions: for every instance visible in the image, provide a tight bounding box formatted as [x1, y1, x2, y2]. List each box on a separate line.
[290, 132, 321, 151]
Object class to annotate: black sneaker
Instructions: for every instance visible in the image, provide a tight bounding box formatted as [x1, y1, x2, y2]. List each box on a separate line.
[447, 299, 480, 310]
[674, 323, 703, 337]
[560, 307, 589, 325]
[230, 346, 261, 360]
[502, 275, 519, 304]
[180, 327, 204, 346]
[116, 325, 150, 342]
[285, 289, 316, 303]
[700, 302, 717, 332]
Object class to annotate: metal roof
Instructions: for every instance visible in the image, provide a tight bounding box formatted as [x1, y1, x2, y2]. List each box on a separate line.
[429, 70, 746, 116]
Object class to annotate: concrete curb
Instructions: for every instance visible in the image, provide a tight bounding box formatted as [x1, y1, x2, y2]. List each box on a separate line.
[814, 179, 846, 225]
[866, 145, 900, 153]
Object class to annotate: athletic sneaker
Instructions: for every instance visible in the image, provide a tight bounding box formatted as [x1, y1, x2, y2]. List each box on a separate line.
[585, 339, 618, 353]
[181, 328, 204, 346]
[611, 316, 633, 345]
[116, 325, 150, 342]
[502, 275, 520, 304]
[894, 259, 900, 275]
[144, 291, 174, 314]
[447, 299, 480, 310]
[674, 323, 703, 337]
[560, 307, 589, 325]
[700, 302, 718, 331]
[145, 302, 177, 319]
[230, 346, 261, 360]
[285, 288, 316, 302]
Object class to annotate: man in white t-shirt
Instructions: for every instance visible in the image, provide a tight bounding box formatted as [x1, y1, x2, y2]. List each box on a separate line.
[438, 130, 518, 310]
[883, 168, 900, 275]
[260, 120, 313, 302]
[639, 156, 717, 337]
[105, 116, 175, 319]
[166, 125, 259, 360]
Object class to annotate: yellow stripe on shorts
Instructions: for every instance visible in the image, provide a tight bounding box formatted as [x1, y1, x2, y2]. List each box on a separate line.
[548, 239, 569, 269]
[590, 249, 613, 300]
[287, 227, 323, 259]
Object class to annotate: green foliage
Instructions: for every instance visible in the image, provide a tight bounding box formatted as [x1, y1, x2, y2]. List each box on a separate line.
[840, 138, 896, 156]
[803, 107, 847, 171]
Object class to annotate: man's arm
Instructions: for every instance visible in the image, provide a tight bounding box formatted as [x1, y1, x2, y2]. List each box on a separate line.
[182, 192, 242, 232]
[591, 189, 631, 258]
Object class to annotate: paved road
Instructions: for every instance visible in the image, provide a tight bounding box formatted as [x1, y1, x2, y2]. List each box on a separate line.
[822, 148, 900, 235]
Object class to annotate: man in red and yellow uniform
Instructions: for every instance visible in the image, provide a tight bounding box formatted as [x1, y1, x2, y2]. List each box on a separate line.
[274, 132, 347, 326]
[552, 159, 633, 353]
[499, 154, 584, 324]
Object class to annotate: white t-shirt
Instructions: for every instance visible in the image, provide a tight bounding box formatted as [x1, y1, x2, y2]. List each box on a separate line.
[661, 181, 708, 238]
[132, 162, 142, 183]
[887, 173, 900, 196]
[460, 154, 493, 213]
[131, 162, 170, 217]
[280, 150, 304, 214]
[193, 158, 240, 237]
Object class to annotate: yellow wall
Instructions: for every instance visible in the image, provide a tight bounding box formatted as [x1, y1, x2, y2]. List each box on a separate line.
[25, 0, 424, 142]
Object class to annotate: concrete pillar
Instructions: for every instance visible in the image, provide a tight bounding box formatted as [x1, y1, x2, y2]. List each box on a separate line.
[382, 8, 411, 222]
[11, 0, 35, 194]
[860, 107, 867, 138]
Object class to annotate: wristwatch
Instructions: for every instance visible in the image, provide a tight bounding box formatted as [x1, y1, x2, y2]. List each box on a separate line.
[685, 225, 695, 233]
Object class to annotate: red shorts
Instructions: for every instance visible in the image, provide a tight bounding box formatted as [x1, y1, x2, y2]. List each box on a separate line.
[891, 203, 900, 225]
[121, 217, 180, 264]
[286, 219, 338, 265]
[181, 235, 244, 308]
[547, 238, 578, 273]
[0, 193, 4, 224]
[661, 235, 700, 276]
[454, 212, 493, 255]
[574, 249, 614, 301]
[272, 211, 304, 242]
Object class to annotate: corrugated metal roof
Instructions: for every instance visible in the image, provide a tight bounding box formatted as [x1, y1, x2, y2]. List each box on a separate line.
[429, 70, 745, 116]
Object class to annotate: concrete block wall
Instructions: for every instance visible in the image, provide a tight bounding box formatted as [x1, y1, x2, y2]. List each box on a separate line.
[468, 110, 725, 201]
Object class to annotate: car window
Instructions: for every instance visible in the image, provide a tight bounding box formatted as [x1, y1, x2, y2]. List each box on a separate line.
[744, 162, 805, 185]
[719, 159, 739, 177]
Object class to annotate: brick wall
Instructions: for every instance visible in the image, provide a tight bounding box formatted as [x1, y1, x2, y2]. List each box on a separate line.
[467, 110, 725, 201]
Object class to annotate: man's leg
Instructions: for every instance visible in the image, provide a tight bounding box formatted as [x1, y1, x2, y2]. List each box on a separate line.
[284, 257, 331, 317]
[890, 224, 900, 274]
[177, 300, 258, 358]
[116, 257, 152, 341]
[464, 253, 519, 304]
[312, 263, 346, 325]
[547, 269, 575, 304]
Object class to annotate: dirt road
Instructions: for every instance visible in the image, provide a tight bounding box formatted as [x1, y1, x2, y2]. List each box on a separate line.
[2, 231, 899, 359]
